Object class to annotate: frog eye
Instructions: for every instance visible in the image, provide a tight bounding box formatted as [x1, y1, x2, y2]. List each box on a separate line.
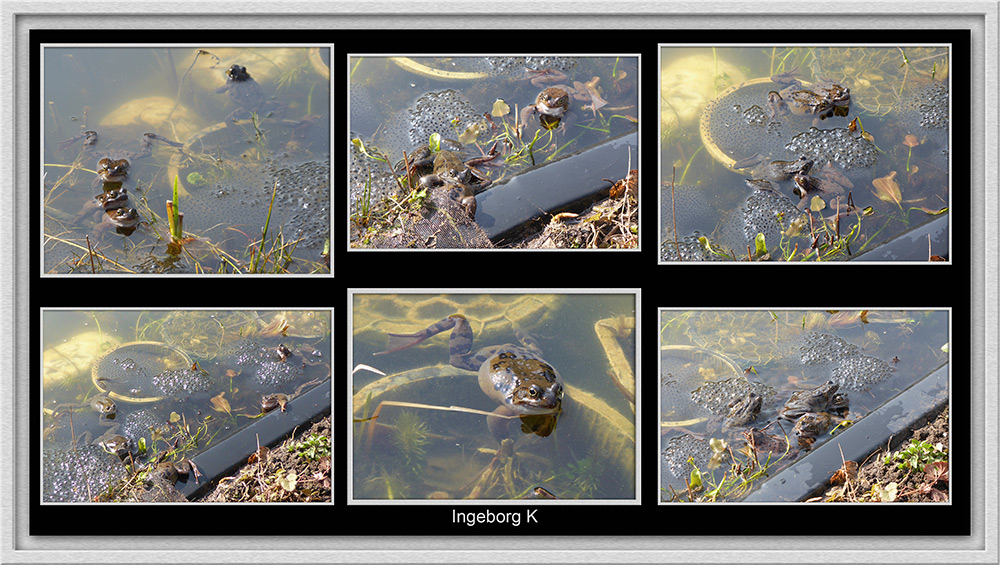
[528, 386, 540, 397]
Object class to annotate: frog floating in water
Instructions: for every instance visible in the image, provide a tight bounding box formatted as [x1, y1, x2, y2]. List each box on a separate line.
[766, 70, 851, 122]
[59, 130, 184, 183]
[374, 314, 564, 439]
[215, 63, 285, 123]
[520, 86, 572, 131]
[398, 140, 500, 218]
[778, 380, 849, 449]
[734, 155, 847, 208]
[722, 390, 763, 431]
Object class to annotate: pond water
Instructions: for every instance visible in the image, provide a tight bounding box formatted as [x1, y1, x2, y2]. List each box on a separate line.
[41, 309, 331, 502]
[659, 309, 949, 501]
[43, 46, 331, 274]
[348, 55, 638, 248]
[660, 46, 950, 261]
[351, 293, 636, 500]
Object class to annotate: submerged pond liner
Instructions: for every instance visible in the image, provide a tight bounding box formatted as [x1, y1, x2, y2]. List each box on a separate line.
[744, 363, 948, 502]
[177, 379, 331, 500]
[850, 214, 950, 261]
[477, 132, 638, 242]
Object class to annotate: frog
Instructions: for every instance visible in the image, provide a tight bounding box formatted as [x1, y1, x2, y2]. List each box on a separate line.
[88, 395, 118, 421]
[778, 380, 846, 421]
[792, 411, 835, 448]
[97, 434, 133, 459]
[399, 140, 500, 219]
[261, 393, 289, 413]
[58, 130, 184, 184]
[790, 172, 845, 203]
[97, 206, 141, 237]
[766, 71, 851, 121]
[722, 390, 763, 431]
[215, 63, 279, 122]
[520, 86, 573, 131]
[374, 313, 564, 439]
[743, 426, 791, 459]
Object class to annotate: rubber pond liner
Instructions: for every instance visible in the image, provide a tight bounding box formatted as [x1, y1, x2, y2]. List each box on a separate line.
[176, 380, 331, 500]
[745, 362, 948, 502]
[850, 214, 949, 261]
[476, 131, 638, 243]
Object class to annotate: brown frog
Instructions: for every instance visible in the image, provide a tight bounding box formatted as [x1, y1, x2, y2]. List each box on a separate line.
[778, 380, 847, 421]
[261, 393, 289, 413]
[722, 390, 763, 431]
[88, 395, 118, 421]
[766, 72, 851, 121]
[520, 87, 572, 131]
[792, 411, 835, 448]
[97, 207, 141, 237]
[400, 140, 500, 218]
[59, 130, 184, 183]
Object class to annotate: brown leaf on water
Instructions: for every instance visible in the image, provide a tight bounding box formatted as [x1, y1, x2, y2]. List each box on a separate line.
[210, 392, 232, 416]
[872, 171, 902, 208]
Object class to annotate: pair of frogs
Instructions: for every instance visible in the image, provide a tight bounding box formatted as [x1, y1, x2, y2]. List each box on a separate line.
[712, 379, 849, 451]
[397, 139, 501, 219]
[375, 314, 564, 440]
[765, 69, 851, 122]
[739, 155, 853, 207]
[734, 72, 853, 206]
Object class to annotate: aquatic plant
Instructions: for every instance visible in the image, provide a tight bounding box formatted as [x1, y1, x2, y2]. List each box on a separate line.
[392, 411, 430, 478]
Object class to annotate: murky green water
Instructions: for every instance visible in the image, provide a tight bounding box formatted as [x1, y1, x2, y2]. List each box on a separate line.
[42, 309, 331, 502]
[352, 293, 636, 500]
[43, 46, 331, 274]
[659, 309, 949, 501]
[660, 46, 950, 261]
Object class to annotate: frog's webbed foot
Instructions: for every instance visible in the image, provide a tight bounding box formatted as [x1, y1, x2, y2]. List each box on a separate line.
[732, 153, 766, 172]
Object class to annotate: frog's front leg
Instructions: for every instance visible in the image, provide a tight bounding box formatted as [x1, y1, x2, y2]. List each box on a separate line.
[58, 130, 99, 154]
[486, 405, 557, 442]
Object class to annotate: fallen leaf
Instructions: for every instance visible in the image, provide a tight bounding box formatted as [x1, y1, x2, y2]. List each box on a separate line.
[873, 481, 898, 502]
[278, 471, 298, 492]
[810, 196, 826, 212]
[872, 171, 903, 209]
[918, 206, 948, 216]
[830, 460, 859, 485]
[210, 392, 232, 416]
[491, 98, 510, 118]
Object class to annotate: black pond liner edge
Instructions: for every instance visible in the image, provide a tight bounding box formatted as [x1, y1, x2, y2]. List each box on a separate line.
[850, 213, 949, 261]
[175, 380, 331, 500]
[744, 362, 948, 502]
[477, 131, 639, 243]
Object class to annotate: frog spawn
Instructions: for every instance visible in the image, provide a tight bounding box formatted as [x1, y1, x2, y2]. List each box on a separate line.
[226, 339, 303, 387]
[799, 331, 895, 391]
[181, 156, 330, 264]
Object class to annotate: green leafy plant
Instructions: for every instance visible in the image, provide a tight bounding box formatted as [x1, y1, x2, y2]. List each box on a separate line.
[885, 439, 948, 472]
[290, 433, 331, 462]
